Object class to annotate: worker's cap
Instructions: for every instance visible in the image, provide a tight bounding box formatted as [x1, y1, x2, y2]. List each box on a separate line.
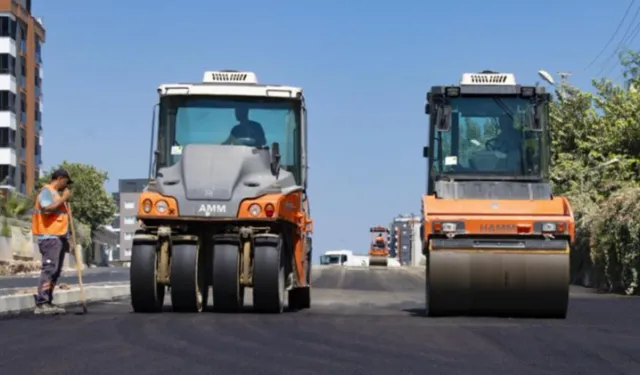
[51, 168, 73, 184]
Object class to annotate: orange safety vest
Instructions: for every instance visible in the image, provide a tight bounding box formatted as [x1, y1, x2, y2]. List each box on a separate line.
[31, 184, 69, 236]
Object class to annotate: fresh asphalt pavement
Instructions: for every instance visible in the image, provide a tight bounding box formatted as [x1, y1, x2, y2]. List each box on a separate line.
[1, 266, 639, 375]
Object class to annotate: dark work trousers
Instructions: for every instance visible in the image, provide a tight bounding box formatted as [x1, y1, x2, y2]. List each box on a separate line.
[35, 237, 68, 305]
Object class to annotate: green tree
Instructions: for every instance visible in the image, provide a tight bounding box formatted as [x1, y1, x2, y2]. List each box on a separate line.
[0, 191, 33, 238]
[0, 191, 32, 220]
[550, 50, 640, 199]
[36, 161, 117, 263]
[549, 49, 640, 294]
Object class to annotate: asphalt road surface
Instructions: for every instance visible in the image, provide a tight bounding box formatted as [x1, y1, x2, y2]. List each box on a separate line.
[1, 266, 639, 375]
[0, 267, 129, 290]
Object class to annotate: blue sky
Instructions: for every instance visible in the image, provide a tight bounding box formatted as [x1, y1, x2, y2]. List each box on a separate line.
[35, 0, 631, 257]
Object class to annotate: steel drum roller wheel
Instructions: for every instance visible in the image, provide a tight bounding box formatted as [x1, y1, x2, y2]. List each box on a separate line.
[426, 251, 570, 318]
[369, 255, 388, 267]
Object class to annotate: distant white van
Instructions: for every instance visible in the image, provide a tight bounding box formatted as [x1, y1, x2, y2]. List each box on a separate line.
[319, 250, 369, 267]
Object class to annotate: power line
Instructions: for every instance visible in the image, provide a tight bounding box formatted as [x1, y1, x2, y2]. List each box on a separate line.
[585, 0, 636, 70]
[597, 2, 640, 77]
[602, 18, 640, 78]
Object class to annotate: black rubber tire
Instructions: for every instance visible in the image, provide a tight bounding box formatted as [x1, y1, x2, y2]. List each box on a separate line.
[253, 235, 285, 313]
[170, 243, 207, 313]
[212, 243, 244, 312]
[130, 243, 165, 313]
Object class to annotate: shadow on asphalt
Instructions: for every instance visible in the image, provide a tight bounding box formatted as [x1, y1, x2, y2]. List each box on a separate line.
[402, 308, 426, 317]
[401, 307, 571, 320]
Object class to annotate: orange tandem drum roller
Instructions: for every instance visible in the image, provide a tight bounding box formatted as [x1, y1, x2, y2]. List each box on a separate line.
[368, 226, 390, 268]
[420, 70, 574, 318]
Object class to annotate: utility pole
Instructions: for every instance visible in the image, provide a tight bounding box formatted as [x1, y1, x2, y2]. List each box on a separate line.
[558, 72, 572, 83]
[556, 72, 573, 99]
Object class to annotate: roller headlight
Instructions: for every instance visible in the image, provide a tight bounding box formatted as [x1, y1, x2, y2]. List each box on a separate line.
[248, 203, 262, 217]
[155, 200, 168, 214]
[541, 222, 557, 232]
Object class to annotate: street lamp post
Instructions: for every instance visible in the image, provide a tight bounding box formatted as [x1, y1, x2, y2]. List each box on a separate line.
[539, 69, 574, 100]
[579, 157, 620, 193]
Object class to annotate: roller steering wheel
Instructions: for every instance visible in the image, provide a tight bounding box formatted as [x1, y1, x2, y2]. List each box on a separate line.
[228, 137, 257, 146]
[485, 138, 499, 151]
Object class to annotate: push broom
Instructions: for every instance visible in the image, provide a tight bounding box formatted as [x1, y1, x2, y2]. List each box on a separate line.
[67, 203, 88, 314]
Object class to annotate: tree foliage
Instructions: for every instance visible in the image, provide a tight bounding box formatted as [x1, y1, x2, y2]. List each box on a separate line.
[0, 191, 33, 238]
[36, 161, 117, 236]
[551, 49, 640, 294]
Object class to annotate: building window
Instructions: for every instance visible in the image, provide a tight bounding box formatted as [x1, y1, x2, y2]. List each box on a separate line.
[20, 128, 25, 149]
[19, 165, 25, 186]
[0, 54, 15, 76]
[0, 165, 15, 185]
[124, 232, 134, 241]
[124, 216, 136, 225]
[0, 128, 15, 147]
[124, 248, 132, 257]
[34, 67, 40, 84]
[0, 91, 16, 112]
[0, 17, 16, 39]
[35, 38, 42, 63]
[18, 21, 25, 40]
[124, 201, 135, 209]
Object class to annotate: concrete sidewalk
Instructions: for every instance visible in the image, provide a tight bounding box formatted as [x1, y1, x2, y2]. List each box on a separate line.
[0, 282, 130, 316]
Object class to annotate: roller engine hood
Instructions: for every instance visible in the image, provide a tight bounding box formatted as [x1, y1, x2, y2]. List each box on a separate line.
[152, 144, 299, 218]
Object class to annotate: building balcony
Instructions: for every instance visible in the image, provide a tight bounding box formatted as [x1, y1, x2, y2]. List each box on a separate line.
[20, 40, 25, 53]
[35, 154, 41, 165]
[20, 112, 25, 125]
[19, 75, 25, 88]
[35, 119, 41, 133]
[0, 39, 17, 57]
[0, 74, 16, 92]
[35, 85, 41, 98]
[19, 148, 25, 160]
[0, 112, 17, 130]
[0, 148, 17, 167]
[20, 183, 25, 194]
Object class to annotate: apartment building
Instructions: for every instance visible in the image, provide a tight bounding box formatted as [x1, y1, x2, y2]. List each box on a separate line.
[388, 214, 423, 266]
[118, 178, 148, 260]
[0, 0, 44, 194]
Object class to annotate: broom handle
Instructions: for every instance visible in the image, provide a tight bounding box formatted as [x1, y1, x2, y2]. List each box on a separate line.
[67, 203, 86, 303]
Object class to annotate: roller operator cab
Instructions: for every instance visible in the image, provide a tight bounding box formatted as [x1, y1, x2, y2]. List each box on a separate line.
[368, 226, 390, 268]
[421, 71, 575, 318]
[130, 70, 314, 315]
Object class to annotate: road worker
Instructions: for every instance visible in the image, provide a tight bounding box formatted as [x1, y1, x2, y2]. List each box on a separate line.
[31, 169, 73, 315]
[374, 234, 385, 249]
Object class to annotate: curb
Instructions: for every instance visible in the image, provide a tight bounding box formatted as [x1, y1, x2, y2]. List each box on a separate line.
[0, 283, 131, 316]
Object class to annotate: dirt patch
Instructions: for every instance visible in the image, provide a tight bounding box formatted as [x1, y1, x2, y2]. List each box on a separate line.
[0, 260, 42, 276]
